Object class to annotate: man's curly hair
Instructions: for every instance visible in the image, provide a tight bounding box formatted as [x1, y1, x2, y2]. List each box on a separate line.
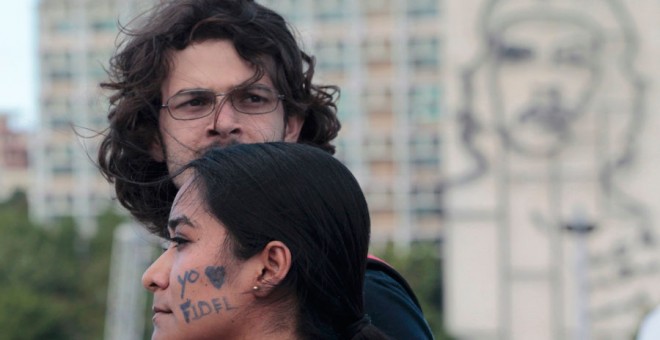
[98, 0, 341, 232]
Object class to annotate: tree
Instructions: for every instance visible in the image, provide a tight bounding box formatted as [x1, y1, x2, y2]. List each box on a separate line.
[0, 191, 125, 340]
[375, 240, 453, 339]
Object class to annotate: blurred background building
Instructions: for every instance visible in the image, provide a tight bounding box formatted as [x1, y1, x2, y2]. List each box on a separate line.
[32, 0, 145, 236]
[0, 113, 30, 201]
[259, 0, 445, 245]
[444, 0, 660, 339]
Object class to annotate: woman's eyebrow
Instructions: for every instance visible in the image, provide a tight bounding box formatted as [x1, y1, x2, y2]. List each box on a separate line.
[168, 214, 195, 233]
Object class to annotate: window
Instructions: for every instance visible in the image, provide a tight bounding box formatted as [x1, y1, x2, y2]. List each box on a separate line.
[50, 114, 72, 130]
[408, 84, 442, 123]
[410, 133, 441, 166]
[363, 37, 392, 67]
[49, 145, 74, 175]
[91, 19, 116, 32]
[316, 0, 345, 20]
[264, 0, 306, 22]
[411, 183, 443, 216]
[364, 86, 393, 113]
[314, 40, 346, 72]
[408, 0, 440, 18]
[51, 69, 72, 81]
[365, 184, 394, 212]
[55, 21, 76, 33]
[364, 134, 393, 160]
[362, 0, 392, 16]
[408, 37, 440, 69]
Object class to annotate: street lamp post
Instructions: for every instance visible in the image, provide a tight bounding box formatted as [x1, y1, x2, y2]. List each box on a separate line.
[565, 209, 596, 340]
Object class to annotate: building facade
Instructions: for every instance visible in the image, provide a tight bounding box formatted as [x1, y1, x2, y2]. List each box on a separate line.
[260, 0, 445, 245]
[444, 0, 660, 338]
[33, 0, 142, 233]
[0, 114, 30, 201]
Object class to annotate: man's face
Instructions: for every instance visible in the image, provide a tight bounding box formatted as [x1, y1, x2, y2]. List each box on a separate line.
[156, 40, 303, 183]
[489, 18, 600, 155]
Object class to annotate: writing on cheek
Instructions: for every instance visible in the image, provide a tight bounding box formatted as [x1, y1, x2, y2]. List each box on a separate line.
[180, 297, 238, 323]
[205, 266, 226, 289]
[177, 270, 200, 299]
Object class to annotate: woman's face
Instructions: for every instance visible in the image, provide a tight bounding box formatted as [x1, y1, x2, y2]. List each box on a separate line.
[142, 178, 260, 340]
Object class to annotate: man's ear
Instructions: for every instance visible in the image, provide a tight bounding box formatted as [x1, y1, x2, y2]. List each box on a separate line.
[284, 114, 304, 142]
[150, 140, 165, 163]
[253, 241, 291, 296]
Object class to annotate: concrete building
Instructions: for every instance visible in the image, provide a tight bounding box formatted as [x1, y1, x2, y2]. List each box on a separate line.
[33, 0, 142, 234]
[444, 0, 660, 338]
[0, 114, 30, 201]
[260, 0, 445, 245]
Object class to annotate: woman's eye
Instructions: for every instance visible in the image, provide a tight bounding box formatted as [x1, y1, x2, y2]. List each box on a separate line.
[164, 236, 189, 249]
[171, 236, 189, 247]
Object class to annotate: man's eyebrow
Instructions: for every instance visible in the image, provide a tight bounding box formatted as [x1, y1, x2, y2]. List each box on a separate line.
[168, 215, 195, 232]
[174, 87, 210, 94]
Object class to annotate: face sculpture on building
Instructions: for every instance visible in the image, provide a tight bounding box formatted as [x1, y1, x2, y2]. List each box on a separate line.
[445, 0, 656, 338]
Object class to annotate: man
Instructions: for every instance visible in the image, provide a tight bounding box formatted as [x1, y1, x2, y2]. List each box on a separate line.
[98, 0, 434, 338]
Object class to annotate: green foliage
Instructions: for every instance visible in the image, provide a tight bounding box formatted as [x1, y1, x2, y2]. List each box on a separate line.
[0, 191, 126, 340]
[375, 240, 454, 340]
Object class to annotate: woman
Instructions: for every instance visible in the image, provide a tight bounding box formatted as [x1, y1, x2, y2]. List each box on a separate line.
[142, 142, 390, 339]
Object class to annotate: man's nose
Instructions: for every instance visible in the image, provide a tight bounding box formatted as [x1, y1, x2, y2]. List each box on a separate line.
[208, 95, 241, 137]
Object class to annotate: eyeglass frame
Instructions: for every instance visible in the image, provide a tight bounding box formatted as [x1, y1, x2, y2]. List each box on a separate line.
[160, 84, 286, 121]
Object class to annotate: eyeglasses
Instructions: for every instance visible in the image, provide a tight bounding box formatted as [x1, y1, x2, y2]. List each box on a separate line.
[161, 84, 285, 120]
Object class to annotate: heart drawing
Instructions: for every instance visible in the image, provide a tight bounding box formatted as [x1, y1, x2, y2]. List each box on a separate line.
[205, 266, 226, 289]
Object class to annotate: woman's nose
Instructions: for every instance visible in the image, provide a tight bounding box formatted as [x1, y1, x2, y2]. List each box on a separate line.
[142, 250, 172, 292]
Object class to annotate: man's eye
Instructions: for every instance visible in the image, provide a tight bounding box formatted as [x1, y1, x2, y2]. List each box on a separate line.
[187, 96, 212, 107]
[246, 94, 265, 103]
[236, 91, 268, 104]
[174, 93, 213, 110]
[187, 98, 206, 106]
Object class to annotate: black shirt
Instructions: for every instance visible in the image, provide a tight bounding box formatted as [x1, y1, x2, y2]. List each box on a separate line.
[364, 259, 435, 340]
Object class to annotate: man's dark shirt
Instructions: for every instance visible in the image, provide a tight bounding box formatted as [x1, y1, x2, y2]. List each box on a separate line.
[365, 259, 435, 339]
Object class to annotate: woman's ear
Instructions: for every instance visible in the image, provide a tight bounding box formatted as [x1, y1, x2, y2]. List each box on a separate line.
[253, 241, 291, 297]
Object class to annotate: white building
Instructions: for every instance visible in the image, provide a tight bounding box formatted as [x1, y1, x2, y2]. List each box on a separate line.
[32, 0, 141, 234]
[444, 0, 660, 338]
[261, 0, 445, 245]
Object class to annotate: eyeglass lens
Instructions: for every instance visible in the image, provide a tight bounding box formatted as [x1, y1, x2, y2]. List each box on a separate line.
[167, 86, 280, 119]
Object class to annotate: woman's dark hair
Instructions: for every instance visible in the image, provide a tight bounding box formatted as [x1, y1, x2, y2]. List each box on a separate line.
[182, 142, 388, 340]
[97, 0, 341, 230]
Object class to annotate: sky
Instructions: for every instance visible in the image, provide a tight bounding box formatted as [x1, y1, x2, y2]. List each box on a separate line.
[0, 0, 37, 131]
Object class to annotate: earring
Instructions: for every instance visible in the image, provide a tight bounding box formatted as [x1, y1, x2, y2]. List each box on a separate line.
[252, 285, 260, 291]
